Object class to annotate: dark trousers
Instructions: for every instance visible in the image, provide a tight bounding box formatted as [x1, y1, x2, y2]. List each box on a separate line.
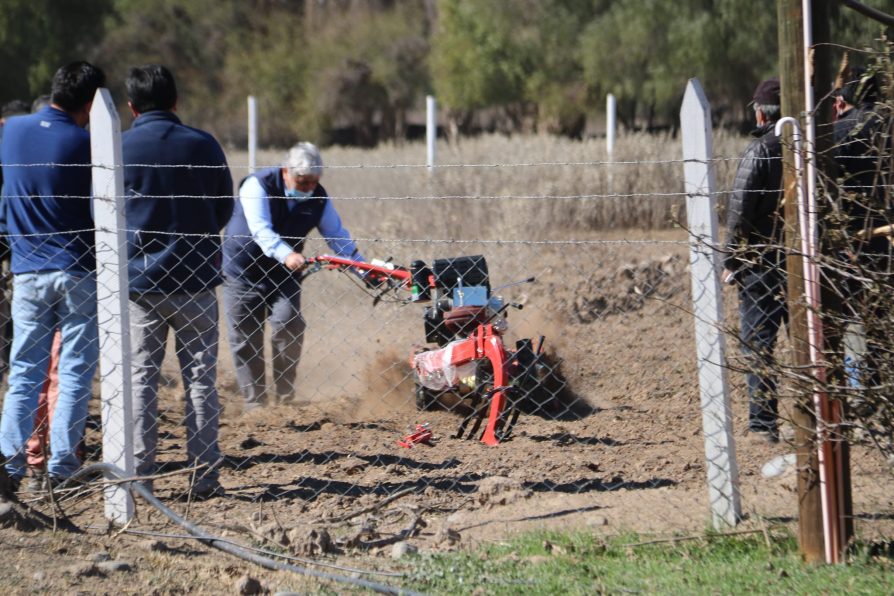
[223, 277, 305, 409]
[738, 267, 787, 432]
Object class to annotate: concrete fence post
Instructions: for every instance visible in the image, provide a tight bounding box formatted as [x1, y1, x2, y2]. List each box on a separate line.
[606, 93, 616, 157]
[426, 95, 437, 172]
[90, 88, 135, 524]
[606, 93, 617, 194]
[680, 78, 741, 529]
[247, 95, 258, 174]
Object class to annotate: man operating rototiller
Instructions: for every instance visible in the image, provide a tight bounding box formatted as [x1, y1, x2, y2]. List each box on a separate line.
[301, 253, 564, 445]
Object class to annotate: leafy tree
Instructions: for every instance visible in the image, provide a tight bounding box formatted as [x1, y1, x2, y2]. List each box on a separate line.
[431, 0, 596, 136]
[828, 1, 894, 71]
[518, 0, 596, 136]
[579, 0, 681, 130]
[430, 0, 533, 134]
[578, 0, 782, 130]
[364, 4, 431, 142]
[95, 0, 247, 138]
[0, 0, 113, 105]
[4, 0, 892, 145]
[629, 0, 778, 129]
[224, 1, 430, 146]
[305, 2, 431, 145]
[222, 10, 312, 146]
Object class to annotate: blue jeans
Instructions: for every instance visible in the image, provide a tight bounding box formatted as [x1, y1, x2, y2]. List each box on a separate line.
[0, 271, 98, 479]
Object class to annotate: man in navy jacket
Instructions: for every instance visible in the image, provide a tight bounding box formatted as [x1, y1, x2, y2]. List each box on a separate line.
[123, 64, 233, 498]
[223, 143, 365, 410]
[0, 62, 105, 488]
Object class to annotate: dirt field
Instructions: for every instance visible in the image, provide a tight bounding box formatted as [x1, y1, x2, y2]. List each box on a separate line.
[2, 136, 893, 594]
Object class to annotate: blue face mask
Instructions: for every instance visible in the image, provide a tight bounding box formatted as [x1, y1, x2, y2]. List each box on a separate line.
[285, 188, 313, 200]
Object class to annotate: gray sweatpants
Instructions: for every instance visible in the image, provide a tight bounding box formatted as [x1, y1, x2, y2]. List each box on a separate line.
[129, 290, 221, 490]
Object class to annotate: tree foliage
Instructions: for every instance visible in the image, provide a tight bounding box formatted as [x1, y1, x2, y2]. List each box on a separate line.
[93, 0, 248, 138]
[303, 3, 432, 145]
[0, 0, 891, 145]
[0, 0, 112, 101]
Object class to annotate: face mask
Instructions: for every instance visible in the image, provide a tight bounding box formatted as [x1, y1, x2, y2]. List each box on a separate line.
[285, 188, 313, 200]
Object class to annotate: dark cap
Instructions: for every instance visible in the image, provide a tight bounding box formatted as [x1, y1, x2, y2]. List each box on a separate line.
[752, 77, 780, 106]
[835, 66, 877, 106]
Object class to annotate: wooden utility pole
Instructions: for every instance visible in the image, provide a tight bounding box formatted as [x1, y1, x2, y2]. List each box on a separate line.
[776, 0, 824, 563]
[778, 0, 853, 562]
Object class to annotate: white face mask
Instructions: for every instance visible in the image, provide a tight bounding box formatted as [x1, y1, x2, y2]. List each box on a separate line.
[285, 188, 313, 200]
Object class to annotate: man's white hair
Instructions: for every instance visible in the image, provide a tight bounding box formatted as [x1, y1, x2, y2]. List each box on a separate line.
[753, 102, 780, 121]
[284, 142, 323, 178]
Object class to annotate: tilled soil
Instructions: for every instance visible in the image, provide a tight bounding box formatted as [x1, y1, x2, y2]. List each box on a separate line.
[2, 232, 893, 594]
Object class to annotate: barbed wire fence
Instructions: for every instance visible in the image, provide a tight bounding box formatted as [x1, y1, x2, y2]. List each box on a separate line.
[0, 79, 892, 581]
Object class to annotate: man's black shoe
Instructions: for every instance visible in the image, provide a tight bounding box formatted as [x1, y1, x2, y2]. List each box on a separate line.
[190, 481, 226, 501]
[0, 467, 19, 500]
[748, 428, 780, 444]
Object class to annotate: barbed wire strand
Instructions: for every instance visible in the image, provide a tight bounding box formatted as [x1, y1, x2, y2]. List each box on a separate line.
[0, 155, 780, 170]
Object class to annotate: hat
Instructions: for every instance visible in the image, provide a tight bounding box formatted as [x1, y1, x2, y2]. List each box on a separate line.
[752, 78, 780, 106]
[835, 66, 878, 106]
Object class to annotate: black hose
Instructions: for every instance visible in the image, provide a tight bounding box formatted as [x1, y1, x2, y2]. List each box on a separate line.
[71, 463, 424, 596]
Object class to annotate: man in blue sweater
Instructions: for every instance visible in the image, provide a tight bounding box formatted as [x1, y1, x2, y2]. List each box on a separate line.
[0, 62, 105, 488]
[123, 64, 233, 498]
[223, 143, 365, 410]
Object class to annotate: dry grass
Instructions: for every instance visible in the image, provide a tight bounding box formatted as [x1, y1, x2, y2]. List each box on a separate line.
[228, 131, 746, 242]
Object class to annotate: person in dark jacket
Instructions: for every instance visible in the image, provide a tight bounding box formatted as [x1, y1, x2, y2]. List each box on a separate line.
[223, 142, 366, 410]
[832, 66, 890, 411]
[722, 77, 786, 443]
[833, 66, 888, 246]
[123, 64, 233, 498]
[0, 61, 105, 487]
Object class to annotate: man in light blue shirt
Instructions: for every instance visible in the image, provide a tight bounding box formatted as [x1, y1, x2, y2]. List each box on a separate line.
[222, 142, 365, 409]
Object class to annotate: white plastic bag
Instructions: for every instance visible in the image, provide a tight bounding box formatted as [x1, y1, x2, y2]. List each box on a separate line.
[413, 341, 477, 390]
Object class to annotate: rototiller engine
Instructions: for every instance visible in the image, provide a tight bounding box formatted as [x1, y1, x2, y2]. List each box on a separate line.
[303, 254, 560, 445]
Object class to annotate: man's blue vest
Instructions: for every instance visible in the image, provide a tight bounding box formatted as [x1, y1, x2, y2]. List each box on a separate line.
[223, 167, 326, 288]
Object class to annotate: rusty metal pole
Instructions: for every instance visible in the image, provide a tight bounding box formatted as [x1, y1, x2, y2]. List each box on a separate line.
[777, 0, 825, 563]
[810, 0, 855, 556]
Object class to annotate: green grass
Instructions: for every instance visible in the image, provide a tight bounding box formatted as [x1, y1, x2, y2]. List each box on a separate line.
[404, 530, 894, 595]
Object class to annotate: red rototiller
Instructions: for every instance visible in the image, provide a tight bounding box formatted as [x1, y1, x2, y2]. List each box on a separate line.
[302, 254, 562, 445]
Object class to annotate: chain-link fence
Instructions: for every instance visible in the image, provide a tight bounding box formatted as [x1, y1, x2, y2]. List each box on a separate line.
[1, 80, 893, 577]
[685, 47, 894, 559]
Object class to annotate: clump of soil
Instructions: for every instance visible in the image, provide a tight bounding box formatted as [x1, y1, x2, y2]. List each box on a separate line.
[476, 476, 532, 508]
[563, 255, 685, 323]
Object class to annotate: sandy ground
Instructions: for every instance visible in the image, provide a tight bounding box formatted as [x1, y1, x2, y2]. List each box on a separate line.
[2, 230, 893, 594]
[1, 138, 892, 593]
